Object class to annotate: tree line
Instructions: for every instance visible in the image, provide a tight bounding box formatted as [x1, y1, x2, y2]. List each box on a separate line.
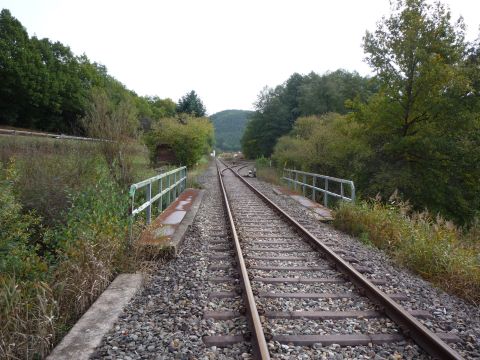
[0, 9, 213, 166]
[242, 0, 480, 225]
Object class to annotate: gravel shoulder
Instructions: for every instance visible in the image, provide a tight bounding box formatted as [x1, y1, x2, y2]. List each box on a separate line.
[91, 162, 251, 360]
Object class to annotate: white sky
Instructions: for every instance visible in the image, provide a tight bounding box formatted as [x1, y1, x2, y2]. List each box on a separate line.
[1, 0, 479, 114]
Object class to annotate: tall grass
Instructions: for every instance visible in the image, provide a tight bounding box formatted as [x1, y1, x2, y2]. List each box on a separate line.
[334, 197, 480, 304]
[186, 155, 210, 189]
[255, 157, 283, 185]
[0, 135, 152, 359]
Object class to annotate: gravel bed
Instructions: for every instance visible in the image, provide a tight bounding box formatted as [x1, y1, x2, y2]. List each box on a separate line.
[244, 173, 480, 359]
[257, 297, 380, 312]
[268, 318, 400, 335]
[91, 163, 252, 359]
[90, 161, 479, 359]
[244, 243, 312, 250]
[267, 341, 428, 360]
[254, 282, 357, 294]
[250, 268, 342, 278]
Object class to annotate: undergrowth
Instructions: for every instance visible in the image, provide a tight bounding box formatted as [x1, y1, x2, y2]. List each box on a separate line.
[255, 156, 282, 185]
[186, 155, 210, 189]
[0, 136, 151, 359]
[333, 195, 480, 304]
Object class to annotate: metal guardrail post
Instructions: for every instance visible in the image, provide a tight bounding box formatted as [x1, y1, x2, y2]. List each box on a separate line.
[159, 178, 163, 212]
[146, 181, 152, 224]
[168, 174, 171, 204]
[324, 178, 328, 207]
[174, 172, 177, 199]
[294, 172, 298, 191]
[303, 174, 306, 196]
[312, 176, 316, 201]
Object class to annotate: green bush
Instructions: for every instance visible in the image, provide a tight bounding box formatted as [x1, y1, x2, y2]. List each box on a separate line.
[145, 115, 214, 167]
[0, 161, 47, 279]
[272, 113, 371, 180]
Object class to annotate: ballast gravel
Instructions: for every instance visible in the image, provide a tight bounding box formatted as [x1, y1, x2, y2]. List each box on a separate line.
[91, 164, 252, 360]
[90, 162, 479, 359]
[246, 172, 480, 359]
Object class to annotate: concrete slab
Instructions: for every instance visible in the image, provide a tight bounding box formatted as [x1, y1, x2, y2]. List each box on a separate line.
[139, 188, 204, 256]
[47, 273, 144, 360]
[273, 186, 333, 221]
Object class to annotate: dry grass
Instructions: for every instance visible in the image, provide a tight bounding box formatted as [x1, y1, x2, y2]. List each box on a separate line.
[0, 133, 153, 359]
[255, 158, 283, 185]
[333, 197, 480, 304]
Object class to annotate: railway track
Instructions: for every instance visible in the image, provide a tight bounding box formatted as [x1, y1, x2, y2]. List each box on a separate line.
[203, 159, 463, 359]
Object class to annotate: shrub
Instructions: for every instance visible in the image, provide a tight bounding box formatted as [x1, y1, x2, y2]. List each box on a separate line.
[82, 88, 139, 186]
[145, 115, 214, 167]
[52, 172, 130, 326]
[0, 161, 54, 359]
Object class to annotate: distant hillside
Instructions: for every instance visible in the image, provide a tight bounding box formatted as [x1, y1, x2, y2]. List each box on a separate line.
[210, 109, 253, 151]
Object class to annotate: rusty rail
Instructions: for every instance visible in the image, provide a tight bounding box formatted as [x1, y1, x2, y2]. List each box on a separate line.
[220, 160, 462, 360]
[216, 160, 270, 360]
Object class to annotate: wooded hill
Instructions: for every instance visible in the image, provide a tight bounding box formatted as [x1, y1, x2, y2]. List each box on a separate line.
[210, 109, 253, 151]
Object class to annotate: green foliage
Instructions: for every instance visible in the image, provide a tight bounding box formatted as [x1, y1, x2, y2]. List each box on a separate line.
[255, 156, 282, 185]
[0, 161, 47, 280]
[0, 9, 176, 135]
[0, 139, 148, 359]
[355, 0, 480, 224]
[241, 71, 374, 158]
[268, 0, 480, 225]
[176, 90, 207, 117]
[209, 109, 253, 151]
[334, 198, 480, 303]
[273, 113, 371, 180]
[145, 115, 214, 167]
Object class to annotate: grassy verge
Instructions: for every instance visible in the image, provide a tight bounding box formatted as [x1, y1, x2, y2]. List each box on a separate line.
[255, 157, 283, 185]
[333, 199, 480, 304]
[186, 155, 210, 188]
[0, 136, 152, 359]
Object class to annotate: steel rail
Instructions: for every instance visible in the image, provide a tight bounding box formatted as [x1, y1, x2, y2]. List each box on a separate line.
[220, 160, 462, 360]
[215, 160, 270, 360]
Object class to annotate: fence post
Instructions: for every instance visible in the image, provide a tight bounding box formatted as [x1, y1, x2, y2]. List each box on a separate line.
[174, 172, 177, 199]
[324, 178, 328, 207]
[146, 181, 152, 225]
[168, 173, 171, 205]
[312, 176, 316, 201]
[351, 182, 356, 202]
[340, 182, 344, 200]
[294, 171, 298, 191]
[159, 178, 163, 212]
[303, 174, 306, 196]
[183, 168, 187, 191]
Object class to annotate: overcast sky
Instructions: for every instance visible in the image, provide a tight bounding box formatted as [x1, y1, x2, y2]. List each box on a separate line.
[1, 0, 479, 114]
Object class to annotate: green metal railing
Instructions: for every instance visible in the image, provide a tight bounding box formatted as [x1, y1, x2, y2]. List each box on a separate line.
[129, 166, 187, 225]
[283, 168, 355, 207]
